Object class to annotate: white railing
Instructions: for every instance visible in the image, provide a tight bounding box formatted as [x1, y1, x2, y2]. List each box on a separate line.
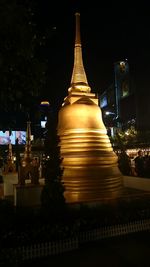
[2, 219, 150, 262]
[79, 219, 150, 243]
[20, 238, 78, 260]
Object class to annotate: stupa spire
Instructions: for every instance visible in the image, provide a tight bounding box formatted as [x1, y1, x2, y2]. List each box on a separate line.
[70, 13, 91, 93]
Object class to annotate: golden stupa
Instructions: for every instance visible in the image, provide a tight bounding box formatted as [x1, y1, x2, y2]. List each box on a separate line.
[58, 13, 123, 204]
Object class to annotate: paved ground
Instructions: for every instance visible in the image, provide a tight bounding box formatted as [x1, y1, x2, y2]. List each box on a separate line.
[21, 231, 150, 267]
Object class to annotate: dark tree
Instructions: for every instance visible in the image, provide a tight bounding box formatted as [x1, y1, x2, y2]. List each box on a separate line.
[41, 109, 66, 214]
[0, 0, 48, 129]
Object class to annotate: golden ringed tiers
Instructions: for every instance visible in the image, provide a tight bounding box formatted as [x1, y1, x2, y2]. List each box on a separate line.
[58, 96, 123, 203]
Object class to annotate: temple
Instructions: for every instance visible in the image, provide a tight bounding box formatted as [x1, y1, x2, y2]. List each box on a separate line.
[58, 13, 123, 204]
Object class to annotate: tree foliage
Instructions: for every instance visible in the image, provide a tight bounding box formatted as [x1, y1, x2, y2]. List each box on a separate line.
[111, 126, 138, 149]
[0, 0, 48, 128]
[41, 110, 66, 214]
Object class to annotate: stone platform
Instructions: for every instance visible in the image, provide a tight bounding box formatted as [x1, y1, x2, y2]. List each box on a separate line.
[14, 184, 44, 207]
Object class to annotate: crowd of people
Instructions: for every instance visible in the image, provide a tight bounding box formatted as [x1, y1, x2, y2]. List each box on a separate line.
[118, 149, 150, 178]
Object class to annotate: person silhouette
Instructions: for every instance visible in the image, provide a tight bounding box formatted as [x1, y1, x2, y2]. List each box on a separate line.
[118, 150, 131, 176]
[134, 150, 145, 177]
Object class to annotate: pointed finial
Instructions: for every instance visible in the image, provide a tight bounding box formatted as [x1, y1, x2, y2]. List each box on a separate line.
[69, 12, 91, 93]
[75, 13, 81, 46]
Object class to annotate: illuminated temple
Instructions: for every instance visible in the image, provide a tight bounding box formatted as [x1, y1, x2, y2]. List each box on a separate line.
[58, 13, 123, 204]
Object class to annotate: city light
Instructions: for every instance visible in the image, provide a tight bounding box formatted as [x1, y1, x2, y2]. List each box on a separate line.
[40, 101, 50, 106]
[105, 111, 116, 116]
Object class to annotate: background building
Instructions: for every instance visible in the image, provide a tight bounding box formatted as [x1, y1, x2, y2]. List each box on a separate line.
[100, 60, 136, 135]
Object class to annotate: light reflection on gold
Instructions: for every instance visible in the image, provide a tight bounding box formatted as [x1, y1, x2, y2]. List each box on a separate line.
[58, 98, 123, 204]
[57, 13, 123, 204]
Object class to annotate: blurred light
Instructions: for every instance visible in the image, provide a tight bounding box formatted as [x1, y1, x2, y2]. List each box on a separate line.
[40, 101, 50, 106]
[41, 121, 47, 128]
[105, 111, 115, 115]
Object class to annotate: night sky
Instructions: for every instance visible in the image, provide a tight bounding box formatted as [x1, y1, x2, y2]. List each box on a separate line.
[36, 1, 150, 108]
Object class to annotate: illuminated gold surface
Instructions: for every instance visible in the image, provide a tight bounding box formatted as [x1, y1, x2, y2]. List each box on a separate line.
[70, 13, 90, 93]
[4, 143, 16, 173]
[58, 98, 123, 203]
[57, 13, 123, 204]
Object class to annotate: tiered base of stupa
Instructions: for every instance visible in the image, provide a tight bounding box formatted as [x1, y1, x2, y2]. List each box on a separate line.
[59, 128, 123, 203]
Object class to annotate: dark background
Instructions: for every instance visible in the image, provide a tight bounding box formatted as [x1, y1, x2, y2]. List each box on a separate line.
[37, 1, 150, 107]
[1, 0, 150, 129]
